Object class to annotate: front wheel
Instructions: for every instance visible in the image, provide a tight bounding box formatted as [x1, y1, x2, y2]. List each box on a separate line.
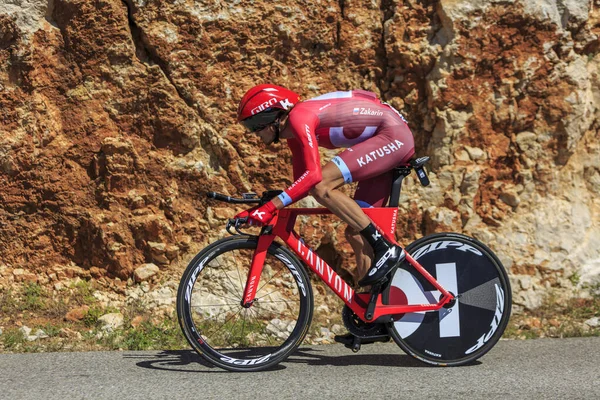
[384, 233, 512, 366]
[176, 236, 313, 372]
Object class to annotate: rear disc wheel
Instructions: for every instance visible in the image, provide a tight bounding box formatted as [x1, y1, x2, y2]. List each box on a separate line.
[384, 233, 512, 366]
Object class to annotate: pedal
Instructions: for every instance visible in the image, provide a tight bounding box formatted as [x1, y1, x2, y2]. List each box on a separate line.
[351, 336, 361, 353]
[335, 333, 361, 352]
[335, 332, 390, 353]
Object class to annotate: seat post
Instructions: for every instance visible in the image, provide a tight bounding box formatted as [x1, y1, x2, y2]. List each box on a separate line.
[388, 166, 412, 207]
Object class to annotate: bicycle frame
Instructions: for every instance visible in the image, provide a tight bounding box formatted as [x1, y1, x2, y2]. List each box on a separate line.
[242, 207, 455, 323]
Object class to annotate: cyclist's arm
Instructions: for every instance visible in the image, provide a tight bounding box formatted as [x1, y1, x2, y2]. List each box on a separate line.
[272, 112, 321, 209]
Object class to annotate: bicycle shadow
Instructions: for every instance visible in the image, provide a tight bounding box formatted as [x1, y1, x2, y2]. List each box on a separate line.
[287, 347, 427, 368]
[126, 345, 480, 373]
[289, 346, 481, 368]
[123, 350, 244, 373]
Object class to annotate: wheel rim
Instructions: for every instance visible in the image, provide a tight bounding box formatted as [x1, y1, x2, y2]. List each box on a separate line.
[182, 243, 308, 365]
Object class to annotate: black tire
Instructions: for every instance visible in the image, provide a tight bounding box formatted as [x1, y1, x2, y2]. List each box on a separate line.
[384, 233, 512, 366]
[176, 236, 313, 372]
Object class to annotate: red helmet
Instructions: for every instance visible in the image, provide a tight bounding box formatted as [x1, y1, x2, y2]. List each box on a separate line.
[237, 84, 300, 132]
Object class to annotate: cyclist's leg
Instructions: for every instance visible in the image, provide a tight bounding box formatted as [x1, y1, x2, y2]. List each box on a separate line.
[309, 163, 371, 232]
[345, 172, 394, 283]
[345, 227, 372, 285]
[353, 171, 394, 208]
[309, 165, 387, 285]
[311, 124, 415, 286]
[342, 126, 414, 286]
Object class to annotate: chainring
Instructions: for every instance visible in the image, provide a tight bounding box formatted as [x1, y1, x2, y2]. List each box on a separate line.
[341, 304, 389, 338]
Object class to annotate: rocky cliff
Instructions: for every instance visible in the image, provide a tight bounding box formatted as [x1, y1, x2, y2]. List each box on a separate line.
[1, 0, 599, 312]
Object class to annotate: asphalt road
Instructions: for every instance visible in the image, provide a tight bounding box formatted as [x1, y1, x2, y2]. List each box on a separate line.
[1, 337, 599, 400]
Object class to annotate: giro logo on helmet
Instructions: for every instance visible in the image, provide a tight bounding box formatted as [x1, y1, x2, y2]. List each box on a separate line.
[251, 98, 278, 115]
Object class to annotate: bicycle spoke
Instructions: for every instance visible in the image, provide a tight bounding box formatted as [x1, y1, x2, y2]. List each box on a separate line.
[255, 267, 287, 295]
[245, 307, 268, 344]
[254, 287, 285, 301]
[219, 265, 243, 298]
[255, 299, 300, 304]
[240, 312, 247, 345]
[224, 312, 241, 348]
[246, 307, 263, 326]
[234, 253, 245, 291]
[254, 297, 300, 311]
[192, 289, 241, 307]
[253, 303, 296, 322]
[190, 302, 242, 308]
[252, 302, 297, 337]
[204, 306, 243, 340]
[248, 307, 277, 346]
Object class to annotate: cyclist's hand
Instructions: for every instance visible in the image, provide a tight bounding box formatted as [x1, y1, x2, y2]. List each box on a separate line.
[233, 208, 255, 225]
[235, 201, 277, 226]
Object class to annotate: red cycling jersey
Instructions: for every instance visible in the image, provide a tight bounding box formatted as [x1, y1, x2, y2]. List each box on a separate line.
[277, 90, 415, 208]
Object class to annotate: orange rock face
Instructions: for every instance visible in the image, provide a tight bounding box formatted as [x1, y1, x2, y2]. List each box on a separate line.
[1, 0, 599, 308]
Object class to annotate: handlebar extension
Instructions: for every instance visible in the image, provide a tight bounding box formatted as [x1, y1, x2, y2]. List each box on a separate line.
[206, 190, 283, 205]
[206, 192, 261, 204]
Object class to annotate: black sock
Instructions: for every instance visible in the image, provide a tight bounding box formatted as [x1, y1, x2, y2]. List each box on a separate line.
[359, 223, 390, 254]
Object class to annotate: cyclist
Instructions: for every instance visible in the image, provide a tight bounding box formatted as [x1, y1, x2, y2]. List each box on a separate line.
[235, 84, 415, 288]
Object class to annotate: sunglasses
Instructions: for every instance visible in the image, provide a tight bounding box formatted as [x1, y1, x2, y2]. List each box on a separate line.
[241, 109, 282, 132]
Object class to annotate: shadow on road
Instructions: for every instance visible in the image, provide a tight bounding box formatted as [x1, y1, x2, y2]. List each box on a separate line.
[287, 347, 428, 368]
[126, 344, 479, 373]
[124, 350, 231, 373]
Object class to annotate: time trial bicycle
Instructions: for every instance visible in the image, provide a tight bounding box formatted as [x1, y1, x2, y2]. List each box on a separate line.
[176, 157, 512, 372]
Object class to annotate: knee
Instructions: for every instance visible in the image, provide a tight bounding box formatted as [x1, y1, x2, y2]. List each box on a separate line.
[310, 181, 333, 203]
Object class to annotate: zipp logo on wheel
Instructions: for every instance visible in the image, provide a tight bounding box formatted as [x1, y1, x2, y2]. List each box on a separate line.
[220, 354, 272, 366]
[465, 284, 505, 355]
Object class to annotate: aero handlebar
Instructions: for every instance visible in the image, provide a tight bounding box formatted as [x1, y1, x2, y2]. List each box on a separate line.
[206, 192, 262, 204]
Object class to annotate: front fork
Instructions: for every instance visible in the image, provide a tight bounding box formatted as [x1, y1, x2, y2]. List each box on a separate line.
[241, 229, 275, 307]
